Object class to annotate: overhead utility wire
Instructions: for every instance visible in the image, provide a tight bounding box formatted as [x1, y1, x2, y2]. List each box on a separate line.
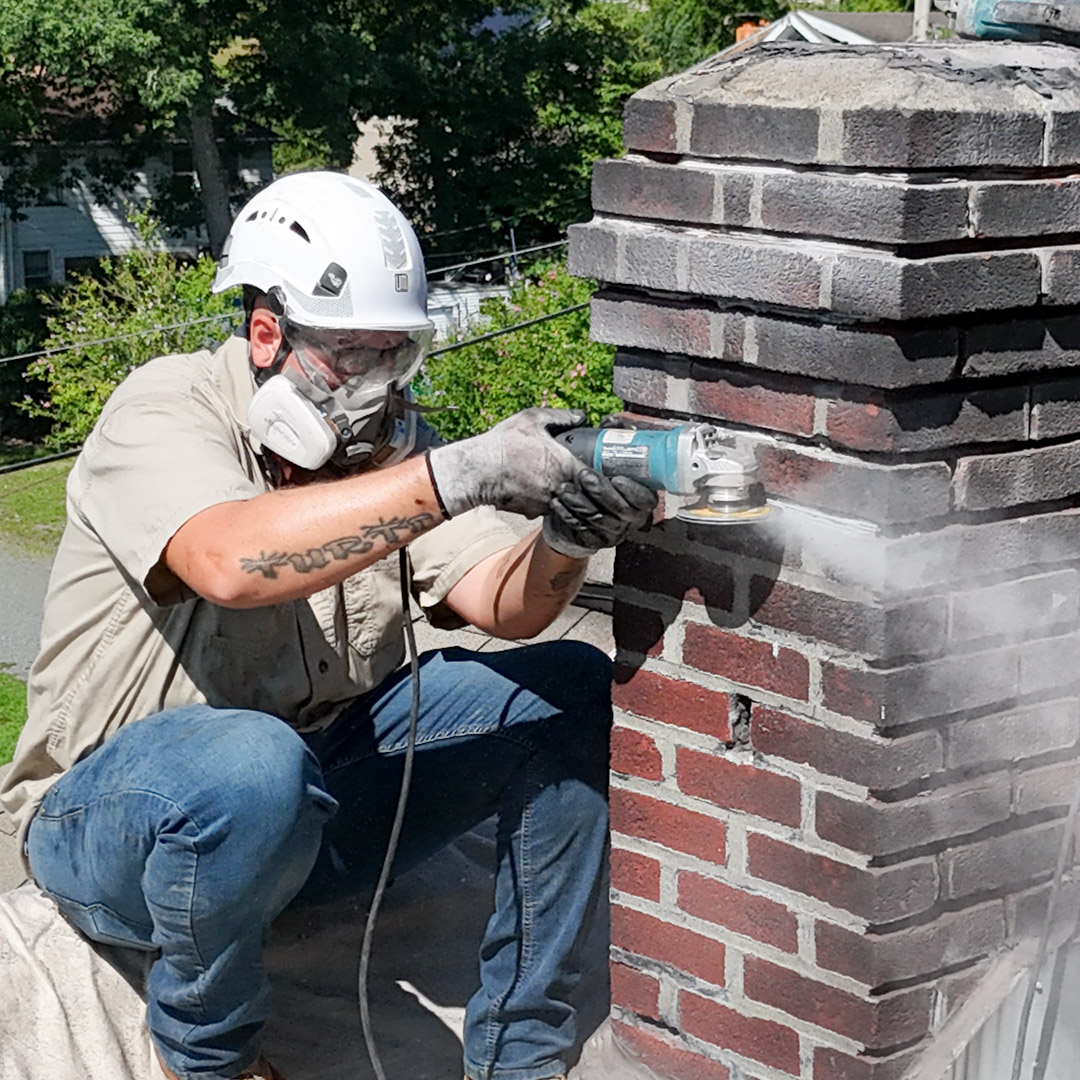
[427, 239, 568, 279]
[419, 193, 591, 243]
[426, 302, 587, 357]
[0, 312, 241, 368]
[0, 240, 571, 369]
[0, 303, 588, 477]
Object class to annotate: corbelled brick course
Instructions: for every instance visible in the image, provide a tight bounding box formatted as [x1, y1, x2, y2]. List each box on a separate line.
[581, 35, 1080, 1080]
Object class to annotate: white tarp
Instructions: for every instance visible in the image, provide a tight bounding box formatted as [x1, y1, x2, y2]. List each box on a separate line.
[0, 881, 166, 1080]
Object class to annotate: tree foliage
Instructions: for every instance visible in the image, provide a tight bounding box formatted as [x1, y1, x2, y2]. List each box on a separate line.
[22, 212, 239, 448]
[416, 259, 620, 441]
[0, 0, 369, 250]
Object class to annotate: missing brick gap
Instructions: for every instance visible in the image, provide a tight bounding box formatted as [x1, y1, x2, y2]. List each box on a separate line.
[730, 695, 751, 748]
[637, 1015, 680, 1037]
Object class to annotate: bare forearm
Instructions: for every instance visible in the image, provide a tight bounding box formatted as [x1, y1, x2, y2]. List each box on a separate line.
[166, 455, 444, 607]
[453, 531, 589, 639]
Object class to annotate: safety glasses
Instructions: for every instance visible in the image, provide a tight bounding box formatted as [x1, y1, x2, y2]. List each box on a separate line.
[285, 322, 434, 392]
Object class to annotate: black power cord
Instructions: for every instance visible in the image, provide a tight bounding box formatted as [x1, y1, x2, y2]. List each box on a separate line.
[358, 546, 422, 1080]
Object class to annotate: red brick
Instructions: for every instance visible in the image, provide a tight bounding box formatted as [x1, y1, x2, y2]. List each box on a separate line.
[679, 873, 798, 953]
[597, 297, 715, 359]
[751, 707, 942, 791]
[747, 833, 938, 922]
[824, 386, 1026, 453]
[943, 820, 1066, 900]
[689, 373, 815, 437]
[938, 965, 991, 1026]
[613, 1021, 732, 1080]
[684, 624, 810, 701]
[1015, 759, 1080, 815]
[820, 651, 1018, 728]
[758, 443, 951, 525]
[611, 726, 664, 781]
[946, 701, 1079, 769]
[743, 957, 933, 1047]
[815, 903, 1005, 986]
[816, 775, 1011, 856]
[749, 577, 944, 659]
[813, 1046, 921, 1080]
[678, 748, 801, 827]
[594, 157, 718, 224]
[614, 599, 667, 658]
[1006, 877, 1080, 945]
[610, 961, 660, 1019]
[612, 905, 726, 986]
[680, 991, 800, 1075]
[614, 666, 732, 741]
[616, 541, 736, 609]
[611, 847, 662, 902]
[624, 97, 677, 154]
[611, 787, 727, 866]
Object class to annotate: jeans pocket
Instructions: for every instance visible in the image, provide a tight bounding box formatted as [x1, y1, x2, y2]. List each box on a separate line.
[51, 894, 157, 951]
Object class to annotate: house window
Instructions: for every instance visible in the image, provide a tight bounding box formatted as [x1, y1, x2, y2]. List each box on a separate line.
[65, 256, 104, 283]
[22, 250, 52, 288]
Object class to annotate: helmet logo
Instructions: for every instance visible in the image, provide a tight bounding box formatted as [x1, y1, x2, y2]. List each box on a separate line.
[395, 273, 409, 292]
[314, 262, 348, 297]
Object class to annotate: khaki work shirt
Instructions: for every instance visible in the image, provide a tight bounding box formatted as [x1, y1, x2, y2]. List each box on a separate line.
[0, 332, 520, 862]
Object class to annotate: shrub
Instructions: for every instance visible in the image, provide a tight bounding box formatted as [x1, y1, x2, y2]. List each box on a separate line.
[415, 259, 620, 441]
[22, 211, 239, 449]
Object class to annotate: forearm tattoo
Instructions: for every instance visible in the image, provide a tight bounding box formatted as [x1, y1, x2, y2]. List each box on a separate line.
[548, 565, 586, 595]
[240, 513, 435, 579]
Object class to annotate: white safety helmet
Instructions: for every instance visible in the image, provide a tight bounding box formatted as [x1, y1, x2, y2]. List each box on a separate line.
[212, 171, 433, 333]
[214, 172, 433, 472]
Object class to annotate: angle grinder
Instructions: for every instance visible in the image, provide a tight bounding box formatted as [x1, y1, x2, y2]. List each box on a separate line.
[555, 423, 771, 525]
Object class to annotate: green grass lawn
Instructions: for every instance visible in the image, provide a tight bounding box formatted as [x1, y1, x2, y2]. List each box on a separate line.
[0, 457, 72, 558]
[0, 672, 27, 765]
[0, 454, 68, 759]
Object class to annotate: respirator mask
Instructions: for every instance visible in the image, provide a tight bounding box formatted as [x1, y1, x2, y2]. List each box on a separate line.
[247, 319, 434, 472]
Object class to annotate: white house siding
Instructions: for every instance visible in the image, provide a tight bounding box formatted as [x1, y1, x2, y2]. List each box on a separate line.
[945, 942, 1080, 1080]
[427, 281, 511, 341]
[1, 145, 273, 302]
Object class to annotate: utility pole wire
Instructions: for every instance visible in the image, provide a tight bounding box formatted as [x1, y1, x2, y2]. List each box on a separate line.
[0, 239, 572, 369]
[0, 312, 241, 368]
[0, 303, 588, 475]
[427, 239, 567, 279]
[426, 302, 588, 357]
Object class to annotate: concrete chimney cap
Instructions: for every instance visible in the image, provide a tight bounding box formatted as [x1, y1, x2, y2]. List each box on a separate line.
[627, 40, 1080, 169]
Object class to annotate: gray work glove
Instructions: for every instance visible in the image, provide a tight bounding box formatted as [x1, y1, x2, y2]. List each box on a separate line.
[542, 468, 658, 559]
[427, 407, 586, 519]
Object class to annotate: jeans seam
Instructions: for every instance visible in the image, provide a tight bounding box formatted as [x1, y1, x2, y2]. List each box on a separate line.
[481, 755, 539, 1078]
[322, 727, 535, 779]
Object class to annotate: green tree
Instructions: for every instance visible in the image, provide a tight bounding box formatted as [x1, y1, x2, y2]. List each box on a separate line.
[22, 212, 239, 448]
[416, 259, 620, 441]
[358, 1, 660, 261]
[0, 0, 370, 252]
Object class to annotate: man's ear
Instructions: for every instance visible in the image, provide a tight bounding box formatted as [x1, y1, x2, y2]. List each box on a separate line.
[249, 305, 284, 370]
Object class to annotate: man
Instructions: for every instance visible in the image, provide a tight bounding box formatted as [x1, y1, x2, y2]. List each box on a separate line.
[0, 171, 655, 1080]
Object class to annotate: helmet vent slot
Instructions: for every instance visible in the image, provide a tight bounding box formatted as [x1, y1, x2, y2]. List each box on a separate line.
[290, 221, 311, 243]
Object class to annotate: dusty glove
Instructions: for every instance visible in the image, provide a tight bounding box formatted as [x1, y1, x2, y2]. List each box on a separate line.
[427, 407, 586, 519]
[542, 468, 658, 559]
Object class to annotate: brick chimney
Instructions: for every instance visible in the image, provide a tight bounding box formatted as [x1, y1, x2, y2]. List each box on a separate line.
[570, 41, 1080, 1080]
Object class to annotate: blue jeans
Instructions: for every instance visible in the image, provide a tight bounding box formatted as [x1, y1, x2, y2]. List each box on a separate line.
[26, 642, 612, 1080]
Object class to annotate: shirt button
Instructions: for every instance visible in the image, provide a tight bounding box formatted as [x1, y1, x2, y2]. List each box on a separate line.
[318, 660, 330, 674]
